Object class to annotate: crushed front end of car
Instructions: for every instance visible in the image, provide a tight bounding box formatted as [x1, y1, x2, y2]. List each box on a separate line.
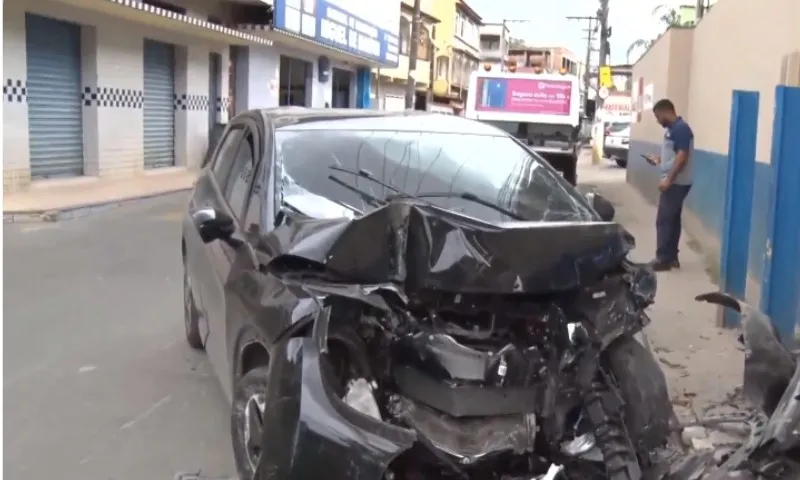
[253, 201, 673, 480]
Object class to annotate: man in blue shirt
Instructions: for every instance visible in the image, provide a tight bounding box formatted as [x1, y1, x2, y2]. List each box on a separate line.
[644, 99, 694, 271]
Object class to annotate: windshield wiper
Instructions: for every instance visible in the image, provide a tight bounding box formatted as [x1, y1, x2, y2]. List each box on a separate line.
[387, 191, 524, 220]
[326, 174, 385, 208]
[329, 166, 523, 220]
[328, 165, 419, 209]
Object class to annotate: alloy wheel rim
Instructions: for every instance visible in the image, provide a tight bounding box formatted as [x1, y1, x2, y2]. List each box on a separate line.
[243, 393, 266, 471]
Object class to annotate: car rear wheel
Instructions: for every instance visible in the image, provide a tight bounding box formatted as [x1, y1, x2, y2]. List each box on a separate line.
[183, 267, 204, 350]
[616, 158, 628, 168]
[231, 366, 270, 480]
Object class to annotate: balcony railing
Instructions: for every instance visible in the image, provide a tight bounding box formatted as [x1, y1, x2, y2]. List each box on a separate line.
[376, 56, 433, 85]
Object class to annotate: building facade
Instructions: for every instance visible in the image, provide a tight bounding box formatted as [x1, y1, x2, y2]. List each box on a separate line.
[509, 46, 581, 75]
[372, 0, 438, 111]
[478, 22, 509, 72]
[3, 0, 400, 193]
[430, 0, 481, 112]
[628, 0, 800, 301]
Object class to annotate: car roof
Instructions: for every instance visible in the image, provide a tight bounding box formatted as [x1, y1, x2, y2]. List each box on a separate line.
[258, 107, 507, 136]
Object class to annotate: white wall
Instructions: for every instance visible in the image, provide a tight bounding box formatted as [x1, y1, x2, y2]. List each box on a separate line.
[3, 0, 367, 192]
[375, 82, 407, 111]
[3, 0, 230, 190]
[232, 42, 356, 114]
[3, 4, 31, 189]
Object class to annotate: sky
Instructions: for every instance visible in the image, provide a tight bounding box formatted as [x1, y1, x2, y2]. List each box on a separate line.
[467, 0, 685, 64]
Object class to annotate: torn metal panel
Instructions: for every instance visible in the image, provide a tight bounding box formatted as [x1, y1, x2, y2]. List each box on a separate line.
[266, 202, 637, 295]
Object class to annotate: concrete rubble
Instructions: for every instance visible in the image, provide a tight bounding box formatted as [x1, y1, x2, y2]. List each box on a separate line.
[578, 158, 756, 449]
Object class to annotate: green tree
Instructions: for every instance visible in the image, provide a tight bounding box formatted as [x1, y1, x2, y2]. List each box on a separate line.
[626, 5, 685, 62]
[508, 37, 527, 49]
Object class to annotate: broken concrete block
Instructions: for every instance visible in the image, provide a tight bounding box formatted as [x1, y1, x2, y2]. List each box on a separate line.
[690, 436, 716, 451]
[681, 426, 709, 445]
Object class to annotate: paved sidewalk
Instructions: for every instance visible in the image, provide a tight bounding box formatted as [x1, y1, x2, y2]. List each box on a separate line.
[578, 156, 744, 420]
[3, 168, 196, 222]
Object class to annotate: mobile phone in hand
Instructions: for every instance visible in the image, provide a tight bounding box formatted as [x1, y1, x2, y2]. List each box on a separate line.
[641, 154, 654, 165]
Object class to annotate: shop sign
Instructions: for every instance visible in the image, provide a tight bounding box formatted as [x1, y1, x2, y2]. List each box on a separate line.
[274, 0, 400, 67]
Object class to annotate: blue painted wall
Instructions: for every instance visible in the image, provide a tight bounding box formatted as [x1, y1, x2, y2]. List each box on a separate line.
[626, 140, 773, 284]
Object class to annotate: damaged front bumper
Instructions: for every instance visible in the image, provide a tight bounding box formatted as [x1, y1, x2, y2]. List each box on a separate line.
[252, 334, 416, 480]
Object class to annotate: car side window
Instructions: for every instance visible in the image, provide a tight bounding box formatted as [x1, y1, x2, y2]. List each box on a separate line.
[224, 130, 257, 219]
[212, 126, 244, 187]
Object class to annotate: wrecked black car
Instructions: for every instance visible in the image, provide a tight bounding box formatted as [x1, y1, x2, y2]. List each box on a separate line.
[181, 108, 672, 480]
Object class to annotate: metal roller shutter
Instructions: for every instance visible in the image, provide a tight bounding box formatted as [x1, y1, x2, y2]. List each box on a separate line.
[25, 14, 84, 179]
[143, 39, 175, 169]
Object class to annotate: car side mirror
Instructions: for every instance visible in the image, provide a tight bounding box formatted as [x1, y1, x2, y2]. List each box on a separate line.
[585, 192, 616, 222]
[191, 207, 235, 243]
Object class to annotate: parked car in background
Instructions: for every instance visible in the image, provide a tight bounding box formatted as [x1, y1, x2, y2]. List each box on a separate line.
[603, 121, 630, 168]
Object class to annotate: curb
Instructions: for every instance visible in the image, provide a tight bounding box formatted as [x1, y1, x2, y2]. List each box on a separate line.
[3, 187, 192, 224]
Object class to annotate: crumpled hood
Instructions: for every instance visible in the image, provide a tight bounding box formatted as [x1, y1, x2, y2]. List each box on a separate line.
[266, 201, 635, 295]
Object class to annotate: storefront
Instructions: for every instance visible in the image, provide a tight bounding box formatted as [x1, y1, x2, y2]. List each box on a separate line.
[279, 55, 312, 106]
[231, 0, 400, 112]
[331, 68, 355, 108]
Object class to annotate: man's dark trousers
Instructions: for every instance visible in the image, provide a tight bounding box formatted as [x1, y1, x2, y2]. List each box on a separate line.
[656, 183, 691, 263]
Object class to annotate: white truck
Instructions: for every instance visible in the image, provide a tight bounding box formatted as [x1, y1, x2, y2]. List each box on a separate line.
[465, 71, 582, 185]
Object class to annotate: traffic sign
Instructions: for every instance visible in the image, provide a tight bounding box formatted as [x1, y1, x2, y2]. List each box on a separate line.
[598, 86, 610, 99]
[599, 66, 613, 88]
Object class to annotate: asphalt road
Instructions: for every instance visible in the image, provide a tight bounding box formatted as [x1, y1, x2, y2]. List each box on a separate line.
[4, 194, 235, 480]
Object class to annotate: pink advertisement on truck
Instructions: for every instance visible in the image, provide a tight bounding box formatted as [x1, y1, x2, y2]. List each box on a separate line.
[475, 77, 573, 115]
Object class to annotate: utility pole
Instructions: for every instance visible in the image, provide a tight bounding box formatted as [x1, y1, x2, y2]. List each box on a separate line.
[597, 0, 609, 67]
[596, 0, 610, 111]
[405, 0, 422, 109]
[500, 19, 531, 71]
[695, 0, 705, 21]
[567, 15, 598, 111]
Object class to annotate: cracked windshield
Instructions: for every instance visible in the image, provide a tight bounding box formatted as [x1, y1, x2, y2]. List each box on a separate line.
[276, 126, 597, 222]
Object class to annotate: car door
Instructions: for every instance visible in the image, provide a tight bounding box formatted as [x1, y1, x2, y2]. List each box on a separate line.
[185, 124, 244, 342]
[222, 134, 282, 384]
[205, 119, 263, 400]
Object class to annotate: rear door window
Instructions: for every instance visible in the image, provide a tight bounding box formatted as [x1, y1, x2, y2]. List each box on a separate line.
[223, 130, 257, 220]
[212, 126, 245, 187]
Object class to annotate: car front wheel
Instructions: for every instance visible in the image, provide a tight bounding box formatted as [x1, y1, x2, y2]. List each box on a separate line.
[183, 266, 204, 350]
[231, 366, 270, 480]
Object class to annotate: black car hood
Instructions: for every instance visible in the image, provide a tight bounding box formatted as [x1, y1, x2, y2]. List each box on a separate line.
[264, 201, 634, 295]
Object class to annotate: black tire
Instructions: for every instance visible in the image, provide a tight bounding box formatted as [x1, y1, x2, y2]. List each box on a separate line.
[605, 336, 672, 452]
[615, 158, 628, 168]
[231, 366, 270, 480]
[183, 266, 204, 350]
